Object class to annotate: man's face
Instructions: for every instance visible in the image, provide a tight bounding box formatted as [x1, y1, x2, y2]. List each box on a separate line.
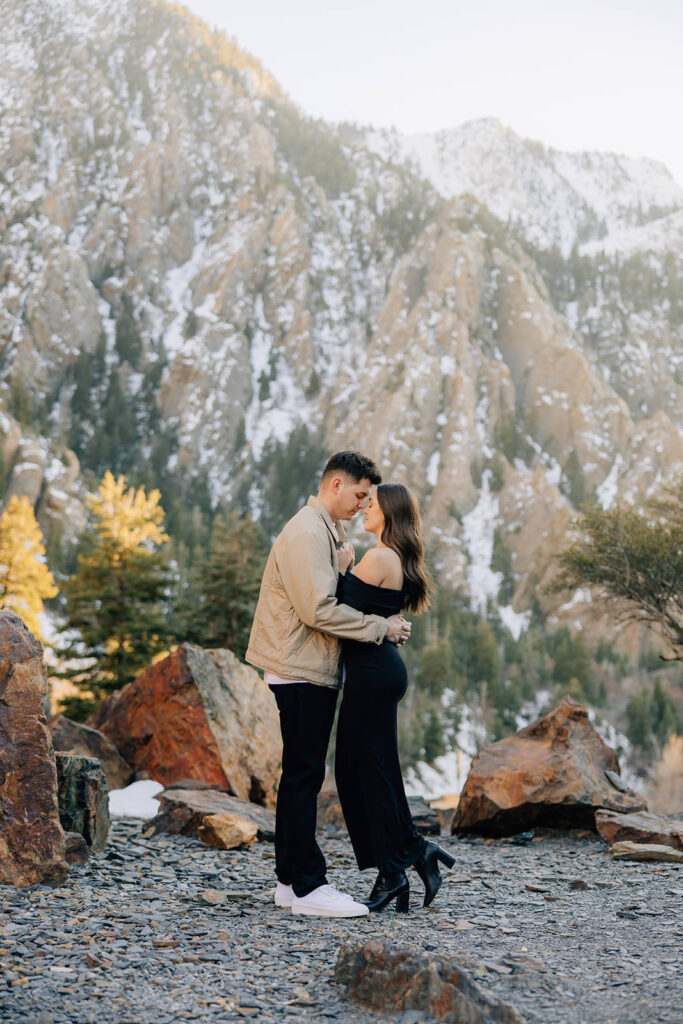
[332, 476, 373, 521]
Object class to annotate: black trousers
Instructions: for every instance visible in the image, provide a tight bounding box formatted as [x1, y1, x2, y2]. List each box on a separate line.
[269, 682, 338, 897]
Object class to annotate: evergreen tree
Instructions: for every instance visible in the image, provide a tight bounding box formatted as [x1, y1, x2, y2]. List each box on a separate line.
[183, 511, 268, 658]
[246, 425, 327, 538]
[472, 619, 500, 703]
[422, 708, 445, 763]
[115, 294, 142, 367]
[651, 678, 681, 747]
[0, 496, 58, 642]
[626, 687, 654, 752]
[416, 642, 452, 696]
[58, 473, 172, 716]
[571, 632, 595, 701]
[626, 680, 681, 753]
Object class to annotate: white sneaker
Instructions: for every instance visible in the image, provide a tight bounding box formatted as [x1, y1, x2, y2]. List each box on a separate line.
[274, 882, 294, 908]
[291, 884, 369, 918]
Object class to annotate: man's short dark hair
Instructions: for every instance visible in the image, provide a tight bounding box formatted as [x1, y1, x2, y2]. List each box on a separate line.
[321, 450, 382, 486]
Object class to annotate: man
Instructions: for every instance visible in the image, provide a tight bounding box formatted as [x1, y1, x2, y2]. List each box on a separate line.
[246, 450, 411, 917]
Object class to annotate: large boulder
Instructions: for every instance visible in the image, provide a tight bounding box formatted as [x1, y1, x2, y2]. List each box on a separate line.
[88, 644, 282, 808]
[452, 696, 646, 836]
[49, 715, 133, 790]
[334, 941, 525, 1023]
[55, 752, 110, 851]
[145, 785, 276, 845]
[0, 611, 67, 886]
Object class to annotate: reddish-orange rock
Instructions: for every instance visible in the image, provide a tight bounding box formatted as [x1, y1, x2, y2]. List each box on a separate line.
[595, 809, 683, 851]
[452, 696, 647, 836]
[88, 644, 281, 808]
[0, 611, 67, 886]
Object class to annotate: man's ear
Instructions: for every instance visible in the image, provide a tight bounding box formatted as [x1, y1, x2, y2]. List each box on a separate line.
[331, 475, 343, 493]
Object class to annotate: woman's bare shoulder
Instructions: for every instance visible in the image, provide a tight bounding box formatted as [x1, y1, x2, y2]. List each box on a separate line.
[353, 548, 384, 584]
[354, 547, 402, 587]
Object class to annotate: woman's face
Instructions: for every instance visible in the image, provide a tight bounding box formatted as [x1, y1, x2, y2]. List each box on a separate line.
[363, 491, 385, 535]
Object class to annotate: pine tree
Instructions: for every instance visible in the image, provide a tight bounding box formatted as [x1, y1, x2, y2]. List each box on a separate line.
[572, 633, 594, 695]
[626, 688, 654, 752]
[115, 294, 142, 367]
[472, 619, 500, 704]
[651, 678, 681, 747]
[58, 473, 172, 715]
[0, 496, 58, 642]
[416, 642, 452, 696]
[422, 708, 445, 763]
[184, 511, 268, 658]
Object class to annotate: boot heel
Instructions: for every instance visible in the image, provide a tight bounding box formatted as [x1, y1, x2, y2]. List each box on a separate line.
[395, 890, 410, 913]
[437, 848, 455, 869]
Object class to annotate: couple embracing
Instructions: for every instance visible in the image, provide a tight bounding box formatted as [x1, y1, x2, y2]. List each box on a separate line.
[246, 450, 454, 917]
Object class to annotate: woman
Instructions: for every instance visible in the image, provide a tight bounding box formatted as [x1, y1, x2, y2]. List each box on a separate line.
[335, 483, 455, 912]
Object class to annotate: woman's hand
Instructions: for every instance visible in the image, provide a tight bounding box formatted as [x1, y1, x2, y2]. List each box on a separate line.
[386, 614, 411, 645]
[338, 542, 355, 573]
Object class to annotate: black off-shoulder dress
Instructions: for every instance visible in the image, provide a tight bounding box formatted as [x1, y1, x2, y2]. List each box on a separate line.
[334, 571, 427, 874]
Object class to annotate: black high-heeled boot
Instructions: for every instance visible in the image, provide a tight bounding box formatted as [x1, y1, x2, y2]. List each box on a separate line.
[412, 842, 456, 908]
[365, 871, 410, 913]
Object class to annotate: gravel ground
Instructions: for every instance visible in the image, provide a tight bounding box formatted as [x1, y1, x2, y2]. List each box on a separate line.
[1, 819, 681, 1024]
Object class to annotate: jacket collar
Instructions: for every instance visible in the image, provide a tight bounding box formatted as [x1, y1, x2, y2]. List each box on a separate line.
[307, 495, 347, 547]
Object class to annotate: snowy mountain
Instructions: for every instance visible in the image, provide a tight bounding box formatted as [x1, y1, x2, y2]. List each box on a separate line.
[2, 0, 683, 651]
[373, 117, 683, 256]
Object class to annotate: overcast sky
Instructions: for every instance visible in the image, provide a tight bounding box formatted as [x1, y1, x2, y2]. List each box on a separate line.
[181, 0, 683, 186]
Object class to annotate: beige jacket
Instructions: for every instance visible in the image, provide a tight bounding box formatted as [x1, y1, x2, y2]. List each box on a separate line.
[246, 496, 389, 688]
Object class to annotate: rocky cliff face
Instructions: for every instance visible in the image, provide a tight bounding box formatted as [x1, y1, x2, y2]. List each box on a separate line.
[1, 0, 682, 644]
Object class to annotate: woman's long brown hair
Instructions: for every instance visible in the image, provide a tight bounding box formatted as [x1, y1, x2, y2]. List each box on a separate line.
[376, 483, 432, 614]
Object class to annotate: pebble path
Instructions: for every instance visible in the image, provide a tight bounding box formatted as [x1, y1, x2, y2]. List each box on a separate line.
[1, 819, 681, 1024]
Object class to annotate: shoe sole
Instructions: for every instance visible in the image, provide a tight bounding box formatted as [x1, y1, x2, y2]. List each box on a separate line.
[291, 905, 369, 917]
[274, 899, 293, 909]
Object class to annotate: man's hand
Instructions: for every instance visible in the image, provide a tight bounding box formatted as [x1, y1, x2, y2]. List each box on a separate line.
[385, 614, 411, 646]
[338, 542, 355, 573]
